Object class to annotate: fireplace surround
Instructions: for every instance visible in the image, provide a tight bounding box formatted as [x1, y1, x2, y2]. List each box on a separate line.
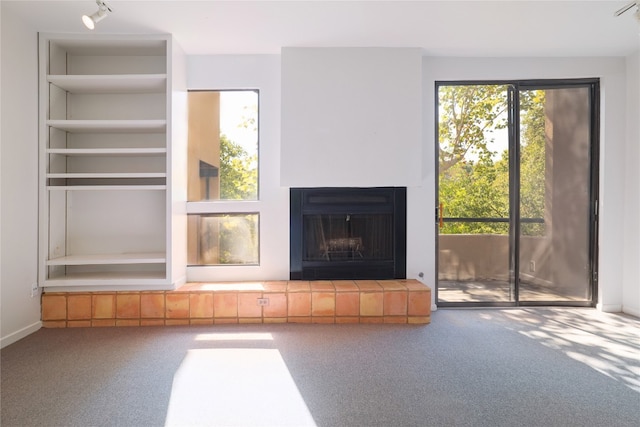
[290, 187, 407, 280]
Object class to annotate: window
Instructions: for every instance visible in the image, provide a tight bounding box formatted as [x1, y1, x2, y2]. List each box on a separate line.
[187, 90, 259, 266]
[188, 90, 258, 201]
[188, 213, 259, 265]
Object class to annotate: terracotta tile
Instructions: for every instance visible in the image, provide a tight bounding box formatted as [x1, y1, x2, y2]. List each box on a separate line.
[383, 291, 407, 316]
[165, 319, 189, 326]
[263, 317, 287, 324]
[190, 318, 214, 325]
[408, 316, 431, 324]
[92, 294, 115, 319]
[408, 291, 431, 316]
[91, 319, 116, 327]
[42, 295, 67, 320]
[335, 316, 360, 324]
[116, 319, 140, 327]
[141, 293, 165, 318]
[190, 293, 214, 318]
[384, 316, 408, 324]
[333, 280, 358, 292]
[355, 280, 382, 291]
[312, 317, 335, 324]
[213, 293, 238, 318]
[42, 320, 67, 328]
[336, 292, 359, 316]
[262, 281, 288, 293]
[67, 295, 91, 320]
[312, 292, 335, 316]
[310, 281, 334, 291]
[360, 317, 384, 324]
[288, 317, 312, 323]
[239, 318, 263, 324]
[360, 292, 383, 316]
[378, 280, 407, 291]
[263, 293, 287, 318]
[166, 294, 189, 318]
[288, 292, 311, 316]
[141, 319, 165, 327]
[238, 292, 263, 318]
[174, 283, 203, 292]
[287, 281, 310, 292]
[404, 280, 431, 291]
[214, 318, 239, 324]
[67, 320, 91, 328]
[116, 294, 140, 319]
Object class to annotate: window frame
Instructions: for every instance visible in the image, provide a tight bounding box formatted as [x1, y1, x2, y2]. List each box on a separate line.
[186, 89, 262, 267]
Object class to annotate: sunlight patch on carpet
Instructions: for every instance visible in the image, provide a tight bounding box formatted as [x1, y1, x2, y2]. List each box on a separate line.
[165, 348, 317, 426]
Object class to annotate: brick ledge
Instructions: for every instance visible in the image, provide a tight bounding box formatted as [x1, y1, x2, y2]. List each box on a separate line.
[41, 280, 432, 327]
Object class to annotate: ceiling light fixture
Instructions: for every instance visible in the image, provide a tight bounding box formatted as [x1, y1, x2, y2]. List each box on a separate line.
[614, 1, 640, 21]
[82, 0, 112, 30]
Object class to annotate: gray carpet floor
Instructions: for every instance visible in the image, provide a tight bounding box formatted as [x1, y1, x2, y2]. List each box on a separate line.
[1, 308, 639, 427]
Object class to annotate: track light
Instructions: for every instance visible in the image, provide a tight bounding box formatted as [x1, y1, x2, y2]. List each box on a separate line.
[82, 0, 112, 30]
[614, 1, 640, 21]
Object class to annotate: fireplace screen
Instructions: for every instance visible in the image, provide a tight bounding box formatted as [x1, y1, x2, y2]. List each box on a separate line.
[290, 187, 406, 280]
[303, 214, 393, 262]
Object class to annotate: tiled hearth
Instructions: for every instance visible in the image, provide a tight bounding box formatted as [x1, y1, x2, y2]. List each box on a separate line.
[41, 280, 431, 327]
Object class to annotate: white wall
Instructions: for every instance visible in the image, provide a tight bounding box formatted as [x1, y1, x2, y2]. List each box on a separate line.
[186, 55, 290, 281]
[184, 53, 633, 315]
[0, 9, 42, 347]
[623, 45, 640, 317]
[0, 38, 636, 344]
[280, 47, 422, 188]
[422, 57, 629, 313]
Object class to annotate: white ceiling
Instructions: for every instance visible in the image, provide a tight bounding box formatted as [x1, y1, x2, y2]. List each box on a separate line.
[3, 0, 640, 57]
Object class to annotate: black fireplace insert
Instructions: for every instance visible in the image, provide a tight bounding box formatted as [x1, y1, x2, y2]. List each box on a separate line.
[290, 187, 406, 280]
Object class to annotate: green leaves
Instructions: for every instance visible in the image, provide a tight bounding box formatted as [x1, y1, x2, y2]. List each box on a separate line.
[438, 86, 546, 236]
[219, 134, 258, 200]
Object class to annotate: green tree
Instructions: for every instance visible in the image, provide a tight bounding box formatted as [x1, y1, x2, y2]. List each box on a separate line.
[519, 90, 546, 236]
[438, 85, 546, 235]
[219, 134, 257, 200]
[438, 85, 509, 173]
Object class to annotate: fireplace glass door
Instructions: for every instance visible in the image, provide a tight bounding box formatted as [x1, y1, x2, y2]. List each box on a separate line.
[290, 187, 406, 280]
[303, 214, 393, 262]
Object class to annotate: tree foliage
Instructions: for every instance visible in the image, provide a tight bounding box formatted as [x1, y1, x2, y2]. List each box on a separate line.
[438, 85, 509, 174]
[219, 134, 257, 200]
[438, 85, 546, 236]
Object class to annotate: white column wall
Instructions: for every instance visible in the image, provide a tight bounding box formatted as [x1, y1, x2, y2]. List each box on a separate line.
[0, 9, 41, 347]
[186, 55, 290, 281]
[280, 47, 422, 188]
[421, 57, 628, 313]
[622, 45, 640, 317]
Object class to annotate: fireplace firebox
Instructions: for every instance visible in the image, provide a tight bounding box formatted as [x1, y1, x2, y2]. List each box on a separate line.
[290, 187, 406, 280]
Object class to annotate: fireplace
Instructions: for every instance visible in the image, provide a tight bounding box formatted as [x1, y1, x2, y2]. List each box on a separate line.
[290, 187, 406, 280]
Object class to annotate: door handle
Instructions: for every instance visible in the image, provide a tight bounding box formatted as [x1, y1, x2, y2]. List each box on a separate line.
[439, 203, 444, 229]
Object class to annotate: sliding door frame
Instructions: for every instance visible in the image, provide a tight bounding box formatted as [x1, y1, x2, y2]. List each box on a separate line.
[435, 78, 600, 308]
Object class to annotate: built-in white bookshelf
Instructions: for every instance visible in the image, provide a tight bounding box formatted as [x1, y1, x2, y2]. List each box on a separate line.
[38, 34, 187, 291]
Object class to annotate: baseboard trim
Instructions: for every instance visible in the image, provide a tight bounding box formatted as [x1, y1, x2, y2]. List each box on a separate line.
[597, 303, 622, 313]
[622, 306, 640, 318]
[1, 321, 42, 349]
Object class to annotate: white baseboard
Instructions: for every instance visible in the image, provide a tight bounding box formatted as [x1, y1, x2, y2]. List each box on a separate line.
[622, 306, 640, 318]
[597, 303, 623, 313]
[1, 321, 42, 349]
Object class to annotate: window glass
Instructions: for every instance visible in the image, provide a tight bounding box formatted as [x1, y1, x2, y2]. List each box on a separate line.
[188, 213, 259, 265]
[188, 90, 258, 201]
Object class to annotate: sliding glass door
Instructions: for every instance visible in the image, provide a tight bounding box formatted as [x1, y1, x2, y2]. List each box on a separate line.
[436, 80, 598, 306]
